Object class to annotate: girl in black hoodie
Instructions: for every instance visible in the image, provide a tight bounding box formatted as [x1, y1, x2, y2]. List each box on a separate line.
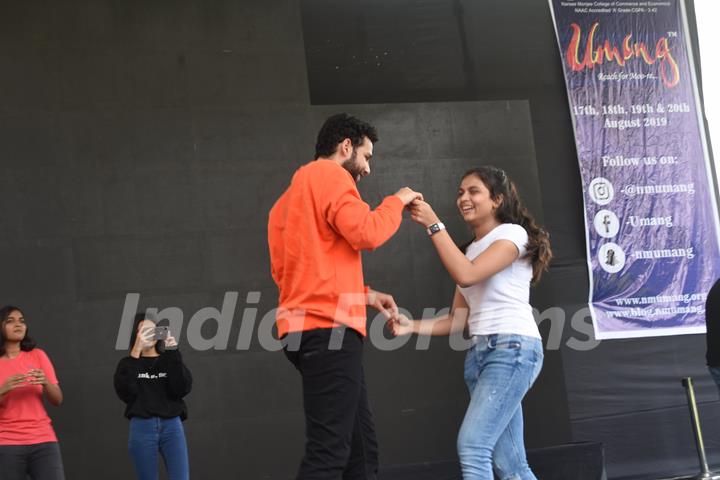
[114, 313, 192, 480]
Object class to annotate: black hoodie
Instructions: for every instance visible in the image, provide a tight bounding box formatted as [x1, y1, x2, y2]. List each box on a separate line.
[113, 350, 192, 420]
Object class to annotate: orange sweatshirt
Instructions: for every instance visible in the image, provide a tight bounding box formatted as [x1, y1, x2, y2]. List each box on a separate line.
[268, 160, 404, 337]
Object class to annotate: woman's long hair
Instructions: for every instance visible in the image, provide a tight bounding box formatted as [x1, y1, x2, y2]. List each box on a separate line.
[463, 166, 552, 284]
[0, 305, 36, 356]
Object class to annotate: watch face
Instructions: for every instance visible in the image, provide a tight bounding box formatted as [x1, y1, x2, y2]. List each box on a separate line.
[430, 224, 440, 233]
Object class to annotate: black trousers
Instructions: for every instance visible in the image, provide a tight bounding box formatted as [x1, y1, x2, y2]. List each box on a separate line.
[0, 442, 65, 480]
[284, 327, 379, 480]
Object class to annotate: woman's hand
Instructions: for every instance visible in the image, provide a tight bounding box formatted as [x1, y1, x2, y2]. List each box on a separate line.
[388, 314, 416, 336]
[131, 326, 156, 358]
[26, 369, 48, 386]
[0, 374, 27, 396]
[409, 200, 440, 228]
[164, 335, 178, 350]
[30, 369, 63, 406]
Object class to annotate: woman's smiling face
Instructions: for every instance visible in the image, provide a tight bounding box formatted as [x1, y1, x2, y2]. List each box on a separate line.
[457, 174, 501, 225]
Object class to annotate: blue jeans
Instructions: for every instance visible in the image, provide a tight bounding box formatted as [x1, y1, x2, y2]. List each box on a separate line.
[128, 417, 189, 480]
[458, 334, 544, 480]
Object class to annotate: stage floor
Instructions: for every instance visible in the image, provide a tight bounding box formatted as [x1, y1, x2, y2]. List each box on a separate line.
[380, 461, 460, 480]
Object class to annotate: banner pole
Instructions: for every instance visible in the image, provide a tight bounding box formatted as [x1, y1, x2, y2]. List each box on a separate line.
[681, 377, 720, 479]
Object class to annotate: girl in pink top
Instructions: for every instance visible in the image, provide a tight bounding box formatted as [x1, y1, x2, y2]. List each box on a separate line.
[0, 305, 65, 479]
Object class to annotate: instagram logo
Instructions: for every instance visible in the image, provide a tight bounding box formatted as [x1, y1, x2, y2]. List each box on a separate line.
[588, 177, 614, 206]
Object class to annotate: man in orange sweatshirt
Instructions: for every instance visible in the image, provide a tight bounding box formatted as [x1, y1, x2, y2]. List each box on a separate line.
[268, 113, 422, 479]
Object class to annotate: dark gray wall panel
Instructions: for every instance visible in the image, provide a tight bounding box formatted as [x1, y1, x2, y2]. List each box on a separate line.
[572, 402, 720, 479]
[563, 334, 716, 420]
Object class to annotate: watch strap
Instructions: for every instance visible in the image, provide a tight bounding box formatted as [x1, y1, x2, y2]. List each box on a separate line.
[426, 222, 446, 236]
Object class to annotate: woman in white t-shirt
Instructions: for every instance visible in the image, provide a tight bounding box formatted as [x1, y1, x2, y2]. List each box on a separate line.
[391, 166, 552, 480]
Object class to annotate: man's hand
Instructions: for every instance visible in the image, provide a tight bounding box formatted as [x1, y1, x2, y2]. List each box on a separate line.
[394, 187, 424, 206]
[367, 289, 399, 320]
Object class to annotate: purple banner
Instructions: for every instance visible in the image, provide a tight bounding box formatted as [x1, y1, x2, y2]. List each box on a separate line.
[549, 0, 720, 339]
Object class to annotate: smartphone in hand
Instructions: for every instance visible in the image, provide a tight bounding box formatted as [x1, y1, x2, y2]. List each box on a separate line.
[153, 326, 169, 341]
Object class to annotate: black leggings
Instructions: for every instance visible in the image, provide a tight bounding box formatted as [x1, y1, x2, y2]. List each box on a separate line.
[0, 442, 65, 480]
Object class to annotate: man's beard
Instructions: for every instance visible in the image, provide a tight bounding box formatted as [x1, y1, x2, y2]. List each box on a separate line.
[341, 149, 363, 183]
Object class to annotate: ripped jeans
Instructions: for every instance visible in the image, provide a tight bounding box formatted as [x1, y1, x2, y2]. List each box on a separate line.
[458, 334, 543, 480]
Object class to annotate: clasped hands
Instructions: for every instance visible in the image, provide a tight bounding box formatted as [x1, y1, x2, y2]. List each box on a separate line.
[364, 192, 441, 336]
[395, 188, 441, 228]
[0, 369, 49, 395]
[366, 290, 415, 337]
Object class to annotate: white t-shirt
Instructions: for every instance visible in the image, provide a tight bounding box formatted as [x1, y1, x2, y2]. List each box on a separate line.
[458, 223, 540, 338]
